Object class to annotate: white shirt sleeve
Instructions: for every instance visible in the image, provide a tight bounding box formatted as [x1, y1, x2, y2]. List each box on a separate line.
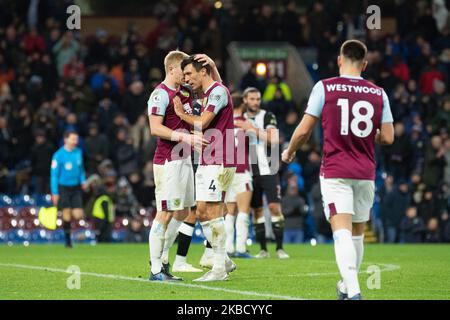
[381, 90, 394, 123]
[205, 86, 228, 114]
[148, 89, 170, 116]
[304, 81, 325, 118]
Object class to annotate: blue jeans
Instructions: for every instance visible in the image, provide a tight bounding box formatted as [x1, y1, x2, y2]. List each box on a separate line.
[283, 229, 304, 243]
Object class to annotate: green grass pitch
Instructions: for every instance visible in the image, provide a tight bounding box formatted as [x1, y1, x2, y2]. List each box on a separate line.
[1, 243, 449, 300]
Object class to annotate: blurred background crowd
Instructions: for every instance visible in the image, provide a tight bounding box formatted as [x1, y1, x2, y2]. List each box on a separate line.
[0, 0, 449, 243]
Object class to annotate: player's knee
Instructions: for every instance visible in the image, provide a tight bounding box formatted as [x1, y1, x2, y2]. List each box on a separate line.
[62, 209, 71, 222]
[268, 203, 281, 215]
[72, 209, 84, 220]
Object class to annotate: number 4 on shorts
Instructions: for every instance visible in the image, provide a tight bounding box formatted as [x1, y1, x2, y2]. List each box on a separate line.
[209, 180, 216, 192]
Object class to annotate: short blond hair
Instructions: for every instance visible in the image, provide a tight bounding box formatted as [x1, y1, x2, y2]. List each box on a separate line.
[164, 50, 189, 73]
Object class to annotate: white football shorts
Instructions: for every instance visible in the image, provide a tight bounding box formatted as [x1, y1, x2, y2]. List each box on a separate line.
[153, 157, 195, 212]
[320, 176, 375, 223]
[225, 170, 253, 203]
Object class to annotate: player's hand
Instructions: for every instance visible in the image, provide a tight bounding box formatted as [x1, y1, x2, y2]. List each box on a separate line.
[194, 54, 216, 68]
[51, 195, 59, 207]
[81, 182, 88, 192]
[173, 96, 184, 117]
[235, 120, 255, 132]
[282, 149, 296, 164]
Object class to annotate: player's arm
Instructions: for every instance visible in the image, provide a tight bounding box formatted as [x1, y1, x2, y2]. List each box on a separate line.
[235, 113, 279, 146]
[375, 90, 395, 145]
[148, 89, 208, 146]
[194, 54, 222, 83]
[282, 81, 324, 163]
[50, 153, 60, 206]
[174, 86, 228, 129]
[282, 114, 318, 163]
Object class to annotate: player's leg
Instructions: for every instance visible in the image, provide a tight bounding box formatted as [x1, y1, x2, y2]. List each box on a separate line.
[194, 165, 235, 281]
[149, 162, 177, 280]
[352, 222, 365, 272]
[349, 179, 375, 287]
[173, 208, 202, 272]
[234, 179, 252, 257]
[159, 158, 195, 276]
[59, 187, 73, 248]
[161, 208, 188, 267]
[225, 202, 237, 255]
[321, 177, 361, 300]
[263, 175, 288, 259]
[251, 176, 268, 257]
[62, 209, 72, 248]
[149, 210, 173, 279]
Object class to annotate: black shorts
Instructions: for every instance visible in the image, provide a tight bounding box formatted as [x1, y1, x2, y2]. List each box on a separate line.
[251, 174, 281, 208]
[58, 185, 83, 210]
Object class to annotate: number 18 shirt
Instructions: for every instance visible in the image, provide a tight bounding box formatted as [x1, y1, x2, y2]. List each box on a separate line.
[305, 75, 393, 180]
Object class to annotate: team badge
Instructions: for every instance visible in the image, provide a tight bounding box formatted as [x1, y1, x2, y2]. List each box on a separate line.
[173, 199, 181, 207]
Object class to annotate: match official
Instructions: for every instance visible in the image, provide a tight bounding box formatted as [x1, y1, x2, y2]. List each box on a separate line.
[50, 130, 87, 248]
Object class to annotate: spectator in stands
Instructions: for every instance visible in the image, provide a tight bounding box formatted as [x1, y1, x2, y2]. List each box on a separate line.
[92, 177, 115, 243]
[420, 56, 445, 95]
[85, 123, 109, 176]
[121, 80, 147, 125]
[52, 31, 80, 76]
[424, 217, 442, 242]
[282, 184, 306, 243]
[279, 109, 299, 141]
[381, 179, 411, 243]
[383, 123, 414, 181]
[30, 130, 54, 194]
[262, 76, 293, 103]
[114, 177, 139, 217]
[124, 215, 148, 243]
[400, 206, 425, 243]
[423, 135, 447, 189]
[112, 129, 138, 177]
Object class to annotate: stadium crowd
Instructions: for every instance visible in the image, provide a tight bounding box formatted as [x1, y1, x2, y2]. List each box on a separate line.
[0, 0, 449, 243]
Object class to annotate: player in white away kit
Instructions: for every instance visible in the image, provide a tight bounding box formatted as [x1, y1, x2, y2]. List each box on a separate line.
[174, 55, 237, 282]
[282, 40, 394, 299]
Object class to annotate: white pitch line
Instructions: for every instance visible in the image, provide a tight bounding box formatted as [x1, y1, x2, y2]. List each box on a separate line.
[235, 263, 401, 279]
[0, 262, 305, 300]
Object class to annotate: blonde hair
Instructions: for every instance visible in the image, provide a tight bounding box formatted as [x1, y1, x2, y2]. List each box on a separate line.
[164, 50, 189, 73]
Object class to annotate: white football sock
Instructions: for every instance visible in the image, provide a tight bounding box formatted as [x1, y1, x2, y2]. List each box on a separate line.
[149, 220, 166, 274]
[209, 217, 227, 273]
[201, 221, 213, 244]
[333, 229, 360, 298]
[235, 212, 249, 253]
[225, 214, 236, 254]
[161, 218, 182, 264]
[174, 254, 186, 265]
[352, 235, 364, 272]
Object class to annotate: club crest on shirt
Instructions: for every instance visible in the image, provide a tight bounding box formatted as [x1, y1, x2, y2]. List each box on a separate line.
[180, 90, 190, 98]
[65, 162, 73, 170]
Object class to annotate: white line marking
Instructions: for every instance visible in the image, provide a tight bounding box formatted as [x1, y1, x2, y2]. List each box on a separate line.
[235, 263, 401, 279]
[0, 263, 305, 300]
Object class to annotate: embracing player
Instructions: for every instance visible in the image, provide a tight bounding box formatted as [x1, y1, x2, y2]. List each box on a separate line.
[147, 51, 221, 281]
[282, 40, 394, 299]
[174, 55, 237, 282]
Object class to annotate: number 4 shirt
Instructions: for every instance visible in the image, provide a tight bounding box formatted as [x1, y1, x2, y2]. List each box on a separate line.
[305, 75, 394, 181]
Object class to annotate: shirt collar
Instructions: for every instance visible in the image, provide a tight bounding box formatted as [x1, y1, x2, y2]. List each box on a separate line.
[341, 75, 363, 80]
[204, 81, 217, 94]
